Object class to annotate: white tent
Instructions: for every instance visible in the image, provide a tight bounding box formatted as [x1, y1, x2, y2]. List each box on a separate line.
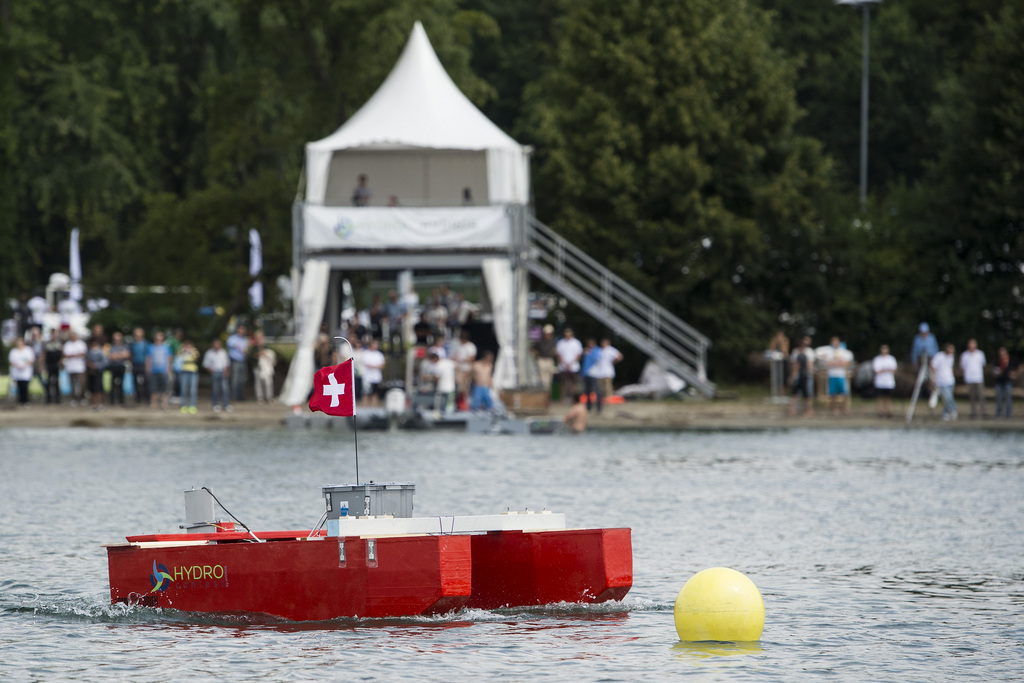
[304, 21, 530, 208]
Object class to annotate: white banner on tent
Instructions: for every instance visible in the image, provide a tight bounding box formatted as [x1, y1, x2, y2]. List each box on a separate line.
[303, 206, 512, 250]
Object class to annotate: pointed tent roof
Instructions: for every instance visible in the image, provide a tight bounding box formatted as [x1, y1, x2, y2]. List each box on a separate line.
[307, 22, 521, 153]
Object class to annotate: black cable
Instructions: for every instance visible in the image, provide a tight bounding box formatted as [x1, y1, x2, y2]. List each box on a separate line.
[202, 487, 262, 542]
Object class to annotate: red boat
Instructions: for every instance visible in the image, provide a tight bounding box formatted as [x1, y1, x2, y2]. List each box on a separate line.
[105, 484, 632, 620]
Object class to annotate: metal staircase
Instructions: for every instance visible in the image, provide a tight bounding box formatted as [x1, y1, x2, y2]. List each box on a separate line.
[515, 212, 716, 397]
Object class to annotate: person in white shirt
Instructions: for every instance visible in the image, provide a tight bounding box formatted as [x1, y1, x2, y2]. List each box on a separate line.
[555, 328, 583, 404]
[590, 338, 622, 403]
[959, 339, 987, 418]
[453, 330, 477, 403]
[930, 343, 958, 421]
[62, 331, 88, 406]
[823, 336, 854, 416]
[360, 340, 385, 407]
[8, 336, 36, 406]
[428, 352, 456, 413]
[871, 344, 898, 418]
[202, 339, 231, 412]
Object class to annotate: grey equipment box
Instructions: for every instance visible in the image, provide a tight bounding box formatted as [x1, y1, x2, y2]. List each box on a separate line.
[184, 488, 220, 533]
[322, 482, 415, 519]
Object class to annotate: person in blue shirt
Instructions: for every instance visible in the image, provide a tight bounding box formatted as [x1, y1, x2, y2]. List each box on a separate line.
[130, 327, 150, 404]
[146, 331, 172, 410]
[910, 322, 939, 372]
[581, 338, 603, 413]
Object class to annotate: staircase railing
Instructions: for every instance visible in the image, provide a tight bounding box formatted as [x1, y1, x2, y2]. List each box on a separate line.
[517, 213, 715, 397]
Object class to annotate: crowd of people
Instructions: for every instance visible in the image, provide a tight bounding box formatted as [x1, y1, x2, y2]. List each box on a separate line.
[328, 284, 502, 413]
[775, 323, 1020, 420]
[323, 284, 625, 426]
[5, 322, 279, 413]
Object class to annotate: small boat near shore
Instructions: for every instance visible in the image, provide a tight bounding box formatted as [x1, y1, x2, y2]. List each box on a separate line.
[105, 484, 632, 621]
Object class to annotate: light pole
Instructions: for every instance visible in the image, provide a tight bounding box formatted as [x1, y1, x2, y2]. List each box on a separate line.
[837, 0, 880, 212]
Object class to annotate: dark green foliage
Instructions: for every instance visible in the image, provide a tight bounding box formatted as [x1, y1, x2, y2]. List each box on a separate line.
[523, 0, 831, 373]
[3, 0, 1023, 378]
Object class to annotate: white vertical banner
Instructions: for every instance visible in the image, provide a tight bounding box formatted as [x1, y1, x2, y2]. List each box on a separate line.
[69, 228, 83, 302]
[279, 260, 331, 406]
[482, 258, 517, 390]
[248, 229, 263, 309]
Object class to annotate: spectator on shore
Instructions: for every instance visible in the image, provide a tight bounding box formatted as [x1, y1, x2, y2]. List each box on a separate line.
[360, 339, 385, 407]
[993, 347, 1019, 418]
[425, 298, 448, 338]
[930, 343, 957, 421]
[872, 344, 898, 418]
[470, 351, 495, 411]
[28, 327, 45, 396]
[108, 331, 130, 406]
[313, 333, 334, 370]
[368, 295, 383, 342]
[89, 323, 107, 349]
[85, 338, 107, 411]
[227, 325, 249, 401]
[8, 336, 35, 407]
[130, 328, 150, 405]
[202, 338, 231, 412]
[168, 328, 183, 403]
[426, 351, 456, 413]
[789, 335, 815, 417]
[385, 291, 406, 356]
[556, 327, 583, 404]
[62, 330, 87, 407]
[176, 339, 200, 414]
[252, 331, 277, 404]
[959, 339, 987, 419]
[824, 337, 853, 416]
[534, 325, 557, 397]
[594, 337, 622, 409]
[581, 338, 600, 412]
[44, 329, 63, 404]
[428, 332, 448, 360]
[911, 323, 939, 373]
[147, 331, 172, 410]
[453, 330, 477, 404]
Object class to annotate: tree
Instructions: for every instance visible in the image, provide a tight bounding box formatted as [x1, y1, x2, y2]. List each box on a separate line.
[524, 0, 831, 376]
[5, 0, 497, 330]
[912, 4, 1024, 347]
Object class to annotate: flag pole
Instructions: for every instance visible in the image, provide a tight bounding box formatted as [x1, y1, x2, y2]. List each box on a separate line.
[335, 336, 359, 483]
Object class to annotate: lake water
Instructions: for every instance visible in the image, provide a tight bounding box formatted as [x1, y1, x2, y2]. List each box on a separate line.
[1, 426, 1022, 681]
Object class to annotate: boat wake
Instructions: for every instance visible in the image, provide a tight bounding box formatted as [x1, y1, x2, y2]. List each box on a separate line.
[3, 590, 667, 629]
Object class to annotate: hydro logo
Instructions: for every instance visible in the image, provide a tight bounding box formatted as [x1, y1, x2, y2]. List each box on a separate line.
[150, 560, 174, 593]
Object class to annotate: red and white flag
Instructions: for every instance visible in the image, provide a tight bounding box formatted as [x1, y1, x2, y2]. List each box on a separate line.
[308, 359, 356, 417]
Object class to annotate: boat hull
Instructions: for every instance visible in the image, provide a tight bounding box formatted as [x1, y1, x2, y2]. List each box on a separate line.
[469, 528, 632, 609]
[107, 534, 471, 620]
[107, 528, 632, 620]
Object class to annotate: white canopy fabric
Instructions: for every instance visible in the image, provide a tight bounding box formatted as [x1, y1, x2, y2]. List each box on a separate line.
[305, 21, 530, 206]
[279, 259, 331, 407]
[482, 258, 517, 391]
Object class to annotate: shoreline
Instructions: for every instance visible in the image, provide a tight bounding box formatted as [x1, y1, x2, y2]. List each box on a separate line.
[1, 396, 1021, 432]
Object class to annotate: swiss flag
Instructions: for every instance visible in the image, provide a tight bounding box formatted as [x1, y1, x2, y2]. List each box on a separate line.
[308, 359, 356, 417]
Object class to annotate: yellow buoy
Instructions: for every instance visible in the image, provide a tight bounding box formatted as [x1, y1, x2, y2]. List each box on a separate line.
[674, 567, 765, 642]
